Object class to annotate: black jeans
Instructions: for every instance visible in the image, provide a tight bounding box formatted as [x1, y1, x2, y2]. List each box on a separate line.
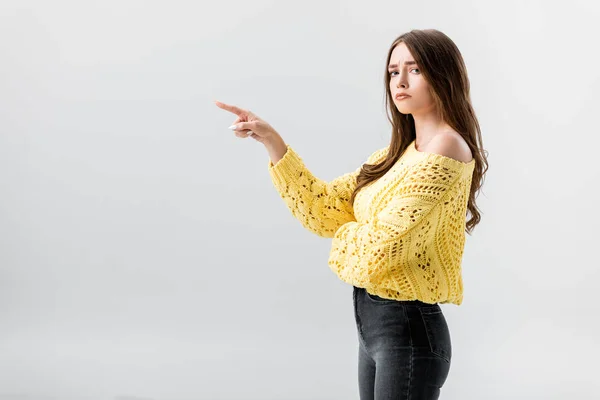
[353, 286, 452, 400]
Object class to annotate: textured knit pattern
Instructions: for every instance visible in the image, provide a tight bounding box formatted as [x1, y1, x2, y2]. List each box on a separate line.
[268, 139, 475, 305]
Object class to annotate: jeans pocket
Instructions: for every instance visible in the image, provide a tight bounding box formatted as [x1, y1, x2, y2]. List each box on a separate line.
[365, 290, 398, 304]
[418, 307, 452, 363]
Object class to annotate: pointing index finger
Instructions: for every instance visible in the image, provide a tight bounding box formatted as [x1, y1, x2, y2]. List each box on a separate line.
[214, 101, 246, 116]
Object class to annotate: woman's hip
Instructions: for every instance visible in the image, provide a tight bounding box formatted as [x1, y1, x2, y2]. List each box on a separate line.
[353, 286, 452, 363]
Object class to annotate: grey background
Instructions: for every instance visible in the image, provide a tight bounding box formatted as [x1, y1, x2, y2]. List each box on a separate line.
[1, 1, 599, 399]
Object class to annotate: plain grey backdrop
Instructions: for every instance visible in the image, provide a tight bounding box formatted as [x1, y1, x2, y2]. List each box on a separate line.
[1, 1, 599, 399]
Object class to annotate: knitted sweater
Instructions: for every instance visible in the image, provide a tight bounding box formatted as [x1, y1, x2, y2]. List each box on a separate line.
[268, 138, 475, 305]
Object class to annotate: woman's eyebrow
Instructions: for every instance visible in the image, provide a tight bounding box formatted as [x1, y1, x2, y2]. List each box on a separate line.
[388, 61, 418, 69]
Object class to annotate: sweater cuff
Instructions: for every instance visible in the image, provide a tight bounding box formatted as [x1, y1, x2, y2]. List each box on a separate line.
[268, 144, 308, 190]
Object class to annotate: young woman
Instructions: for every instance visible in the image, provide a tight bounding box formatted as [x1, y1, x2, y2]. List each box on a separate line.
[216, 28, 488, 400]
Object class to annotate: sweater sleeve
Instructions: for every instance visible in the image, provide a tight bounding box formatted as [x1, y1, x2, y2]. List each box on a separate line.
[327, 154, 468, 288]
[268, 144, 389, 238]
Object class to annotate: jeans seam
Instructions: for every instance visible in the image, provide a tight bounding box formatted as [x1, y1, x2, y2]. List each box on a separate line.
[353, 287, 369, 352]
[402, 305, 413, 400]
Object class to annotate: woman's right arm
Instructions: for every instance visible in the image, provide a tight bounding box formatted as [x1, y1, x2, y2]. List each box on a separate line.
[267, 140, 388, 238]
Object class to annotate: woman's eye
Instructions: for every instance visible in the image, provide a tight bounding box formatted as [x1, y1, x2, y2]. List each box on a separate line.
[390, 69, 420, 76]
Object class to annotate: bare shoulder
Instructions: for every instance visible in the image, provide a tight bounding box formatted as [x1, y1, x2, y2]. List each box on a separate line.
[428, 133, 473, 163]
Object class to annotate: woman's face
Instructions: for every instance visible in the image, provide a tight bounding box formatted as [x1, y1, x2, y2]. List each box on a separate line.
[388, 42, 435, 116]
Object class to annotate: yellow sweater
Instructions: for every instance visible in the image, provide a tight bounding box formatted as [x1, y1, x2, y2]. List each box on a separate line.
[268, 138, 475, 305]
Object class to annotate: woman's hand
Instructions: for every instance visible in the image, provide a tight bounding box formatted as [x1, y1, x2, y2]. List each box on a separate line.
[214, 100, 279, 145]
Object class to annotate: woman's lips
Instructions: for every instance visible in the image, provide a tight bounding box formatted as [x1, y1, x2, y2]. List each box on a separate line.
[395, 95, 411, 100]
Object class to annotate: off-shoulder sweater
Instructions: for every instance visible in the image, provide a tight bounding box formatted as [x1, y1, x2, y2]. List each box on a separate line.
[268, 138, 475, 305]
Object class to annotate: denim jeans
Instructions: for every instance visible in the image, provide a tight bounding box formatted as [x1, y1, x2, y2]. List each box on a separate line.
[353, 286, 452, 400]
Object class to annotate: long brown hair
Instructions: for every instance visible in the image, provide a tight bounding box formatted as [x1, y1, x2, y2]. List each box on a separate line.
[349, 29, 489, 235]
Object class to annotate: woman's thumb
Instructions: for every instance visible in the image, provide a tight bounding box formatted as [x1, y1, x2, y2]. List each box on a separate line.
[228, 122, 248, 131]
